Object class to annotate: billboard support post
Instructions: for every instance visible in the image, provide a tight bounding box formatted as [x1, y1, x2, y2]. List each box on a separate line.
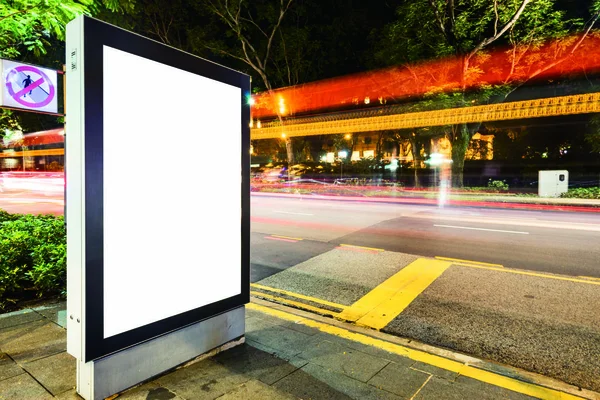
[66, 15, 250, 400]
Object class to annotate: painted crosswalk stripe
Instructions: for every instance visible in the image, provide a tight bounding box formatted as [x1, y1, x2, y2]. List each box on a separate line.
[337, 258, 451, 330]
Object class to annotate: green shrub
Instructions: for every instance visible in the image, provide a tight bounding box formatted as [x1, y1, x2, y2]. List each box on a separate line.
[560, 187, 600, 199]
[0, 211, 66, 310]
[487, 179, 509, 191]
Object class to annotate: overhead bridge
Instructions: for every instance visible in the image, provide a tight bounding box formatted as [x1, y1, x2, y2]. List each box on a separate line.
[251, 92, 600, 139]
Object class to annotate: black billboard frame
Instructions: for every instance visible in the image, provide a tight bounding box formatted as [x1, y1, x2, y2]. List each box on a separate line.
[81, 16, 250, 362]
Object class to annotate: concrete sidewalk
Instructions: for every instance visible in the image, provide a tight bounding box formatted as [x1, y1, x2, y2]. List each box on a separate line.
[0, 299, 595, 400]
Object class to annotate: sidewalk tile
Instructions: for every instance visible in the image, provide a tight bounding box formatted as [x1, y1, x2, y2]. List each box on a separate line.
[117, 383, 185, 399]
[244, 339, 308, 369]
[312, 332, 415, 368]
[154, 358, 250, 400]
[0, 372, 52, 400]
[217, 380, 298, 400]
[0, 352, 24, 381]
[0, 308, 42, 330]
[411, 361, 459, 381]
[454, 376, 537, 400]
[22, 351, 75, 395]
[275, 363, 401, 400]
[297, 339, 390, 383]
[245, 320, 318, 359]
[55, 389, 84, 399]
[33, 301, 66, 328]
[212, 343, 305, 385]
[414, 376, 535, 400]
[0, 320, 65, 363]
[368, 361, 431, 399]
[273, 366, 353, 400]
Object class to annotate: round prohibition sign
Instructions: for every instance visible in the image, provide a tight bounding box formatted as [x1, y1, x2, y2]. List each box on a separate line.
[5, 65, 56, 108]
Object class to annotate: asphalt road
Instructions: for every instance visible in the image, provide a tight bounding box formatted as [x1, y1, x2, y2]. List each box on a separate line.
[251, 194, 600, 278]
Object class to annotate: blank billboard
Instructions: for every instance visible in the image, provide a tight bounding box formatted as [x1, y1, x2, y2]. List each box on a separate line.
[102, 46, 242, 338]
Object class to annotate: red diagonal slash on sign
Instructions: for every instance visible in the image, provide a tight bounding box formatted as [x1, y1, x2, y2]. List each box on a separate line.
[13, 78, 45, 98]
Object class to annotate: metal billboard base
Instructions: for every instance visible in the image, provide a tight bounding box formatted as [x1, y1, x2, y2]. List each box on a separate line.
[76, 307, 245, 400]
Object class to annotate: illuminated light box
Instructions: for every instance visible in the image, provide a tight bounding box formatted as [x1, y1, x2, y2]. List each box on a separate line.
[66, 16, 250, 362]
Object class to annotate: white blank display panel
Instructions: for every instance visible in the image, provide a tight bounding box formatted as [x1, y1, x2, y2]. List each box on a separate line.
[103, 46, 242, 338]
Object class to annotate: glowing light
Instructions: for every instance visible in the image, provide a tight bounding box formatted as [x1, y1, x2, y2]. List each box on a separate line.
[338, 151, 348, 159]
[249, 119, 254, 128]
[257, 120, 262, 129]
[250, 32, 600, 119]
[345, 134, 351, 139]
[247, 95, 255, 106]
[281, 133, 286, 138]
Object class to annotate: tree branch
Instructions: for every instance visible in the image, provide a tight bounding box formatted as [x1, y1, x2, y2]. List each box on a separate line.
[263, 0, 293, 68]
[0, 2, 43, 23]
[468, 0, 532, 59]
[493, 0, 499, 37]
[428, 0, 446, 35]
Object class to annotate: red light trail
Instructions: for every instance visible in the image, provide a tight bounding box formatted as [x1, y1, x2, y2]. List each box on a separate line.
[251, 33, 600, 120]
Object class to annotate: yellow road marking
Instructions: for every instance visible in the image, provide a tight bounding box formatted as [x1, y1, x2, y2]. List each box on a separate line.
[247, 302, 585, 400]
[271, 235, 303, 241]
[337, 258, 451, 329]
[250, 291, 338, 317]
[435, 256, 504, 268]
[578, 276, 600, 282]
[458, 264, 600, 286]
[339, 244, 385, 252]
[251, 283, 346, 310]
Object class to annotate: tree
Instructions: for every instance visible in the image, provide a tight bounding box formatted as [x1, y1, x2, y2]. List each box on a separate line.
[375, 0, 600, 186]
[0, 0, 135, 137]
[202, 0, 296, 164]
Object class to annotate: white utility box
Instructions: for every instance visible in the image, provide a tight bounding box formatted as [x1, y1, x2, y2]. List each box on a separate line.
[538, 170, 569, 197]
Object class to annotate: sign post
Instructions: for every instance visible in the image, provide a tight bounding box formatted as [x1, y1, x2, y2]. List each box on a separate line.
[66, 16, 250, 400]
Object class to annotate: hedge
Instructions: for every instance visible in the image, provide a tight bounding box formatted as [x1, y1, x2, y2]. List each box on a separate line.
[0, 210, 66, 311]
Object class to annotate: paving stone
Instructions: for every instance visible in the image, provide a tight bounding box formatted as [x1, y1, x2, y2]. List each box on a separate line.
[282, 320, 321, 336]
[297, 339, 390, 383]
[117, 382, 185, 399]
[217, 379, 298, 400]
[0, 372, 52, 400]
[245, 321, 318, 359]
[411, 361, 459, 381]
[414, 376, 535, 400]
[33, 302, 67, 328]
[273, 365, 353, 400]
[275, 363, 401, 400]
[22, 351, 75, 395]
[54, 389, 84, 399]
[244, 340, 309, 369]
[312, 332, 415, 368]
[0, 308, 42, 330]
[155, 358, 250, 400]
[454, 376, 537, 400]
[368, 361, 431, 399]
[0, 320, 66, 363]
[213, 343, 304, 385]
[0, 352, 24, 381]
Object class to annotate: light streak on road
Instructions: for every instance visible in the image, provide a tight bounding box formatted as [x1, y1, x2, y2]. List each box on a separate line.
[433, 224, 530, 235]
